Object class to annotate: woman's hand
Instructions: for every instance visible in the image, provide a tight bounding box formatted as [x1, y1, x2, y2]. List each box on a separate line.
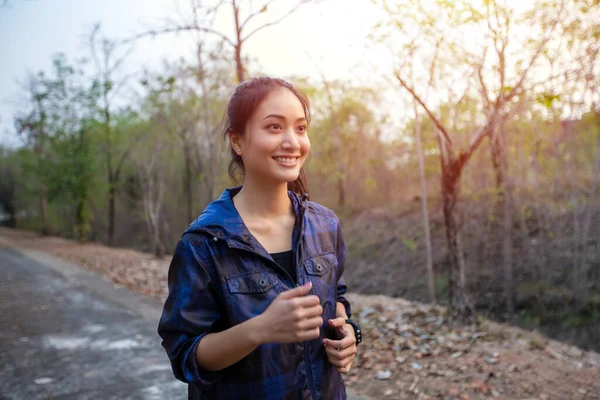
[257, 281, 323, 344]
[323, 318, 357, 374]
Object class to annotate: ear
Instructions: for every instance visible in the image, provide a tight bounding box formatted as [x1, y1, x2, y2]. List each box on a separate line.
[229, 131, 244, 156]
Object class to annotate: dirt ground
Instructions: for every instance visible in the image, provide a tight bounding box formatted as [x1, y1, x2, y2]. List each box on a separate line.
[1, 226, 599, 400]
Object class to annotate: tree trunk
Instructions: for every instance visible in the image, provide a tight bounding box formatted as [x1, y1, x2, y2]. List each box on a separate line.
[75, 196, 89, 242]
[489, 127, 505, 219]
[437, 131, 474, 322]
[580, 131, 600, 295]
[235, 44, 244, 83]
[232, 1, 245, 83]
[184, 145, 193, 223]
[414, 106, 436, 304]
[209, 140, 216, 202]
[199, 63, 214, 202]
[105, 104, 115, 246]
[441, 162, 473, 322]
[499, 117, 515, 318]
[108, 182, 116, 245]
[39, 182, 50, 235]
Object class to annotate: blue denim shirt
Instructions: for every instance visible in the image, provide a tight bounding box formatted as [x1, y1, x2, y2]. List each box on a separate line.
[158, 187, 352, 400]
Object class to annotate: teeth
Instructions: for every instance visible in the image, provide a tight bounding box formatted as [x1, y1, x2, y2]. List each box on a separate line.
[274, 157, 297, 163]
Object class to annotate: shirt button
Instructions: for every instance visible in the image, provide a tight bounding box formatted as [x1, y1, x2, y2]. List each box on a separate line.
[258, 279, 267, 287]
[213, 237, 218, 242]
[316, 264, 323, 272]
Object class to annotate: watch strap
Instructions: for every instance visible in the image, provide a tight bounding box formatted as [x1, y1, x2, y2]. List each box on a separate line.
[345, 319, 362, 345]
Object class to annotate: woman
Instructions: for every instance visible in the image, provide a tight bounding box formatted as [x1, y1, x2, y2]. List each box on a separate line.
[158, 77, 362, 400]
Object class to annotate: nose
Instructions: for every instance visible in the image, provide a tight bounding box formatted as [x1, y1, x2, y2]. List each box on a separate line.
[281, 128, 300, 151]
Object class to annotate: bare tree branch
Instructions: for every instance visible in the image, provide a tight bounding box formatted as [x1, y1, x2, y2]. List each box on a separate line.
[477, 49, 492, 109]
[240, 0, 278, 31]
[394, 71, 453, 146]
[121, 25, 235, 48]
[243, 0, 309, 42]
[505, 0, 566, 103]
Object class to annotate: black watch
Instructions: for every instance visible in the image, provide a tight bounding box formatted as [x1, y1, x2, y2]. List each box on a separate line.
[345, 319, 362, 345]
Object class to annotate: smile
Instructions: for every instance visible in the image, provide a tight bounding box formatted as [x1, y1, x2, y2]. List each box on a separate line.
[273, 156, 299, 165]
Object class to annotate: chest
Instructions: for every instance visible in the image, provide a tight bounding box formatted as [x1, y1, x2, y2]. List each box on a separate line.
[245, 216, 296, 254]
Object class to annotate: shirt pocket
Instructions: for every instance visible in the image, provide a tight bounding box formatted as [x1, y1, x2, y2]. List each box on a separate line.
[225, 271, 279, 323]
[226, 271, 278, 294]
[303, 252, 338, 326]
[303, 252, 337, 280]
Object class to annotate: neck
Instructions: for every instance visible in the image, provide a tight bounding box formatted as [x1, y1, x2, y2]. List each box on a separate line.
[234, 178, 292, 219]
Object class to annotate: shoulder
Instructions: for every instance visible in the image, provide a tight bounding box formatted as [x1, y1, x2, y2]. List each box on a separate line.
[306, 200, 339, 223]
[175, 231, 215, 266]
[304, 200, 343, 242]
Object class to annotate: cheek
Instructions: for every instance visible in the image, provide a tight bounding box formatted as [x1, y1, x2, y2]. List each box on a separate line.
[301, 136, 311, 155]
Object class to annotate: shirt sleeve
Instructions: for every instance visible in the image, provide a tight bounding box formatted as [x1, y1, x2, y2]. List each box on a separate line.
[333, 215, 352, 319]
[157, 237, 224, 388]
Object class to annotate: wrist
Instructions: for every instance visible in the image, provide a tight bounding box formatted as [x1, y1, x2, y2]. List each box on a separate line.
[248, 314, 268, 346]
[335, 301, 348, 320]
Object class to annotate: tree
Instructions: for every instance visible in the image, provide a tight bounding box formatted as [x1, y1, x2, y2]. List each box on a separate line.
[88, 23, 135, 245]
[306, 79, 387, 209]
[374, 0, 566, 321]
[126, 0, 317, 83]
[561, 0, 600, 302]
[0, 147, 18, 227]
[41, 55, 101, 241]
[14, 72, 51, 235]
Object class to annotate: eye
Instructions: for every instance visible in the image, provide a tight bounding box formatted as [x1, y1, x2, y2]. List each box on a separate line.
[297, 125, 308, 133]
[267, 123, 282, 131]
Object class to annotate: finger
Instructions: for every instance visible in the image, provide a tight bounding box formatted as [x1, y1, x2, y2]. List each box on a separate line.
[293, 304, 323, 322]
[298, 316, 323, 330]
[278, 281, 312, 300]
[293, 295, 321, 309]
[327, 354, 355, 368]
[328, 317, 346, 328]
[329, 354, 355, 369]
[297, 327, 320, 341]
[336, 362, 352, 374]
[325, 344, 356, 360]
[323, 336, 355, 349]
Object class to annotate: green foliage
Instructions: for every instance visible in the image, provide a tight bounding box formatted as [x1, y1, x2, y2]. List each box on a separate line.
[519, 309, 541, 329]
[402, 236, 418, 251]
[435, 275, 449, 297]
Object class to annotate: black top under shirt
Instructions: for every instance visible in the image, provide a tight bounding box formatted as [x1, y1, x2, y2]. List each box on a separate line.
[270, 250, 296, 284]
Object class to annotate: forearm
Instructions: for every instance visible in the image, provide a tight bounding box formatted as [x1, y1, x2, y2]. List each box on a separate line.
[195, 315, 265, 372]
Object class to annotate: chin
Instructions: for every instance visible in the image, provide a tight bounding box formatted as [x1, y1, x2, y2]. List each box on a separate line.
[273, 170, 301, 184]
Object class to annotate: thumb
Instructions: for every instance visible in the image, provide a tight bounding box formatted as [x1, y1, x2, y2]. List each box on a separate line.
[278, 281, 312, 300]
[328, 317, 346, 328]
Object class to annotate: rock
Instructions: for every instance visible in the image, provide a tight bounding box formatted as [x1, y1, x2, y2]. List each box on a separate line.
[376, 370, 392, 380]
[451, 351, 463, 359]
[359, 308, 375, 319]
[411, 362, 422, 370]
[485, 357, 499, 364]
[505, 363, 518, 373]
[395, 356, 406, 364]
[428, 370, 447, 377]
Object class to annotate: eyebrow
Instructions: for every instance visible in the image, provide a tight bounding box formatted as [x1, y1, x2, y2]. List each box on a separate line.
[262, 114, 307, 123]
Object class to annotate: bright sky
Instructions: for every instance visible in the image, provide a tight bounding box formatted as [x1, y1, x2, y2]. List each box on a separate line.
[0, 0, 388, 146]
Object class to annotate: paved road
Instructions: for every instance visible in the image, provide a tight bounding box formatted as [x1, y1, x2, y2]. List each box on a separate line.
[0, 240, 369, 400]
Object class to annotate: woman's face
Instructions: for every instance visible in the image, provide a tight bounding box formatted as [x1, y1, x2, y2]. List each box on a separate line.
[233, 87, 311, 185]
